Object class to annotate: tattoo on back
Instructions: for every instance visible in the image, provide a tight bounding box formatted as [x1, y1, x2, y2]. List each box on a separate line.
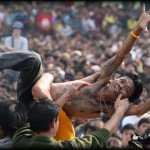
[82, 88, 93, 97]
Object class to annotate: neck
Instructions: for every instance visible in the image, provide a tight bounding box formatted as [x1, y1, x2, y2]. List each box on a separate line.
[99, 87, 109, 102]
[37, 130, 54, 138]
[99, 87, 114, 117]
[12, 34, 21, 39]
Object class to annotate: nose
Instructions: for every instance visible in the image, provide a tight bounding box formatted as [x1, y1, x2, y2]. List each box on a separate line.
[118, 84, 125, 94]
[118, 83, 123, 90]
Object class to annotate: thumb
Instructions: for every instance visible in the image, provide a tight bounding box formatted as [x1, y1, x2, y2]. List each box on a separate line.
[116, 93, 122, 102]
[144, 27, 148, 33]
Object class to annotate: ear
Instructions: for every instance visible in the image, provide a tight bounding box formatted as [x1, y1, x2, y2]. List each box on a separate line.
[51, 119, 55, 128]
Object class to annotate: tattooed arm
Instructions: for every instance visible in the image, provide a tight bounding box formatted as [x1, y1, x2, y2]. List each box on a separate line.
[55, 82, 89, 108]
[82, 5, 150, 82]
[32, 74, 90, 108]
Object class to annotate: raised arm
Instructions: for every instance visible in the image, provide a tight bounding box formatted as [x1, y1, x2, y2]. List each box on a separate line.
[82, 4, 150, 83]
[98, 4, 150, 81]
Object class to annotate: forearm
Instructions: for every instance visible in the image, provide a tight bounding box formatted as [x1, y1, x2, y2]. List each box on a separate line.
[55, 90, 72, 108]
[104, 109, 124, 135]
[124, 100, 150, 116]
[5, 43, 20, 51]
[81, 72, 101, 83]
[99, 25, 142, 79]
[114, 25, 142, 62]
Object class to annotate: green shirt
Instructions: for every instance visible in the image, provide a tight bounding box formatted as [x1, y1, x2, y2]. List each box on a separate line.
[12, 123, 110, 149]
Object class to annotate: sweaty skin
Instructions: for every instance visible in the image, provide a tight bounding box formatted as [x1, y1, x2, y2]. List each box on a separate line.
[50, 81, 112, 119]
[32, 5, 150, 119]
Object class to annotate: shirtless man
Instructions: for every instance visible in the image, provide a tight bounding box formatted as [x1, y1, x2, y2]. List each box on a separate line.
[32, 4, 150, 118]
[0, 4, 150, 140]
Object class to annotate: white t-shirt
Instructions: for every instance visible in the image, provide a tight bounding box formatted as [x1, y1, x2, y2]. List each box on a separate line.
[121, 115, 140, 128]
[4, 36, 28, 51]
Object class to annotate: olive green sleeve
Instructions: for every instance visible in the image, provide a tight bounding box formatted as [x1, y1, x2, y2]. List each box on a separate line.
[13, 124, 110, 149]
[58, 128, 110, 149]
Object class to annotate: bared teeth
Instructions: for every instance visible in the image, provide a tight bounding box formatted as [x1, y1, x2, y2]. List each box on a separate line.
[114, 85, 119, 92]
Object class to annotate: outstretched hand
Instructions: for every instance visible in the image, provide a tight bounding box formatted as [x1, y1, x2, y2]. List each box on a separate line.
[55, 82, 90, 108]
[67, 82, 90, 96]
[138, 3, 150, 33]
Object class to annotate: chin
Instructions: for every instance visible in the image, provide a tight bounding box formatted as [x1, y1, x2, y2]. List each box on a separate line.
[106, 93, 119, 102]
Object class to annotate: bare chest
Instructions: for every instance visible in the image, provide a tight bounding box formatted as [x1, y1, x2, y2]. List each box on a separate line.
[63, 92, 114, 119]
[51, 82, 114, 119]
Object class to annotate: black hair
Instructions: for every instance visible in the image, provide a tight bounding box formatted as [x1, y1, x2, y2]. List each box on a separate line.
[28, 98, 60, 133]
[65, 72, 74, 81]
[121, 124, 135, 134]
[84, 122, 97, 134]
[0, 100, 28, 138]
[138, 118, 150, 127]
[143, 128, 150, 138]
[124, 72, 143, 103]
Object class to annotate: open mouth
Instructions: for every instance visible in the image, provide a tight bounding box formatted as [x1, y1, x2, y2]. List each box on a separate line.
[114, 85, 120, 94]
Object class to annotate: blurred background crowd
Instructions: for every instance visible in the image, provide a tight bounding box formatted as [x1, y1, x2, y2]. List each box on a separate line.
[0, 1, 150, 148]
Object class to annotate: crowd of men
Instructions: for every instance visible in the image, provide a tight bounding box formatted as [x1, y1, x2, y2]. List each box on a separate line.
[0, 1, 150, 149]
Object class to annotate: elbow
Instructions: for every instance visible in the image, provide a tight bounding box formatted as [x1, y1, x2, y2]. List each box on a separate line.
[31, 84, 43, 98]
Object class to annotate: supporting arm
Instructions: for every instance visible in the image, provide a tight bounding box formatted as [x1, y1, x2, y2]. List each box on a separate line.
[124, 99, 150, 116]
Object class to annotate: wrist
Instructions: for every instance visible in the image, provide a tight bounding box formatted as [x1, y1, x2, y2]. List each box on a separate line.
[115, 109, 125, 117]
[132, 24, 143, 36]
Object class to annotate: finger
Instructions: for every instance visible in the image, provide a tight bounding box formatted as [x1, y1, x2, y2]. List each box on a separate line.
[144, 27, 148, 33]
[147, 9, 150, 15]
[74, 83, 90, 90]
[121, 98, 129, 101]
[116, 93, 122, 102]
[142, 3, 145, 13]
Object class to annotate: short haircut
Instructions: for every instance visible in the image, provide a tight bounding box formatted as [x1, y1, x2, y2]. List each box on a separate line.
[138, 118, 150, 127]
[124, 72, 143, 102]
[84, 122, 97, 133]
[28, 98, 60, 133]
[121, 124, 135, 134]
[0, 99, 28, 138]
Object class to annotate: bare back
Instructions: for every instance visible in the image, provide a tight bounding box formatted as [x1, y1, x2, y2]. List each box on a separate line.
[50, 80, 113, 119]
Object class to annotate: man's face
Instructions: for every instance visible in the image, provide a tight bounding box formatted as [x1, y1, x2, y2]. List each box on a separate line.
[105, 76, 135, 101]
[138, 123, 150, 136]
[122, 129, 135, 146]
[13, 28, 22, 36]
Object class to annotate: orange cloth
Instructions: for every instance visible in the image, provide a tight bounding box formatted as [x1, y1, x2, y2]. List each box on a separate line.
[54, 109, 75, 141]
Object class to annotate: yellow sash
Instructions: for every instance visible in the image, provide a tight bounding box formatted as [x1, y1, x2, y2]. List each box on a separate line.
[54, 109, 75, 140]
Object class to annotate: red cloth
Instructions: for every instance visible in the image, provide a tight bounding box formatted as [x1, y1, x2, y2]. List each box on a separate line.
[36, 13, 53, 32]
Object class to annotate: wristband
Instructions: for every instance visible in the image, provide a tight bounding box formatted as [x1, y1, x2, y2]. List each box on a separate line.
[130, 31, 139, 39]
